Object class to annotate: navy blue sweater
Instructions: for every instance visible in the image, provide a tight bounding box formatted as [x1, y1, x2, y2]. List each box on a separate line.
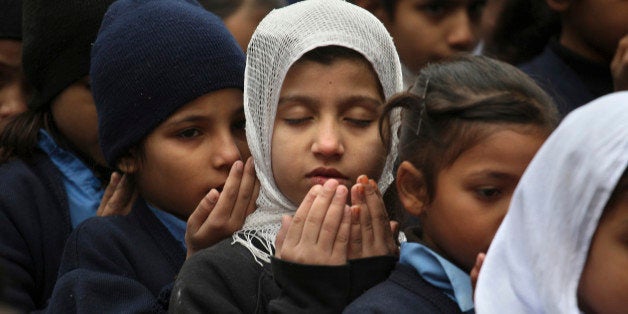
[46, 198, 185, 313]
[519, 42, 613, 117]
[0, 153, 71, 311]
[344, 263, 462, 314]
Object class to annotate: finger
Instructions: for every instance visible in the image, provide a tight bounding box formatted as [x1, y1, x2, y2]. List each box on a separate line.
[210, 160, 244, 220]
[283, 184, 321, 249]
[231, 157, 258, 222]
[245, 177, 260, 217]
[101, 174, 136, 216]
[347, 205, 362, 259]
[300, 179, 338, 245]
[186, 189, 220, 237]
[97, 172, 121, 216]
[359, 182, 375, 251]
[115, 174, 137, 215]
[317, 185, 349, 253]
[348, 183, 365, 259]
[245, 161, 260, 217]
[389, 220, 400, 256]
[274, 215, 293, 258]
[612, 36, 628, 68]
[365, 179, 393, 253]
[471, 253, 486, 294]
[330, 205, 351, 262]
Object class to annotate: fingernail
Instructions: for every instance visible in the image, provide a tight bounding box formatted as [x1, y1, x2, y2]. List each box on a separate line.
[233, 160, 243, 172]
[357, 184, 365, 195]
[323, 179, 339, 191]
[357, 175, 368, 185]
[369, 179, 377, 188]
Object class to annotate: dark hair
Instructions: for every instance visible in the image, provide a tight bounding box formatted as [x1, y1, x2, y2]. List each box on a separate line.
[0, 107, 110, 182]
[0, 109, 52, 163]
[380, 55, 558, 204]
[484, 0, 560, 64]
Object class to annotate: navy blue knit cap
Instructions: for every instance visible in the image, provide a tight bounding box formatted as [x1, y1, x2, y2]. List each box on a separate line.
[91, 0, 246, 167]
[0, 0, 22, 39]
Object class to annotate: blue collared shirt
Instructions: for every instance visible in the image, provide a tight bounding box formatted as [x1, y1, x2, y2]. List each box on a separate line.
[399, 241, 475, 313]
[37, 129, 104, 228]
[147, 203, 187, 250]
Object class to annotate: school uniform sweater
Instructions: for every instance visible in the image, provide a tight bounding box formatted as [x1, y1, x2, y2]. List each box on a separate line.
[46, 198, 185, 313]
[170, 238, 395, 313]
[343, 263, 462, 314]
[0, 152, 71, 311]
[344, 226, 469, 314]
[518, 41, 613, 117]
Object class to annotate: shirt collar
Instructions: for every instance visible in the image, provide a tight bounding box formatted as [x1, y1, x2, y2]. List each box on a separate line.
[400, 241, 474, 313]
[37, 129, 103, 227]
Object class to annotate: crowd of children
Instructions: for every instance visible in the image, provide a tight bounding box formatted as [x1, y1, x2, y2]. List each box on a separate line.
[0, 0, 626, 312]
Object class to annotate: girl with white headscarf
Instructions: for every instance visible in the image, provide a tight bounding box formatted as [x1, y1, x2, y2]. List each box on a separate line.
[170, 1, 402, 312]
[475, 92, 628, 314]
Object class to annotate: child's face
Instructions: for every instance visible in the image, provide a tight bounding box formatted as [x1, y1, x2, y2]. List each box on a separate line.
[130, 89, 248, 219]
[577, 186, 628, 313]
[381, 0, 483, 73]
[559, 0, 628, 62]
[51, 77, 106, 166]
[0, 39, 28, 133]
[271, 58, 387, 206]
[419, 127, 545, 272]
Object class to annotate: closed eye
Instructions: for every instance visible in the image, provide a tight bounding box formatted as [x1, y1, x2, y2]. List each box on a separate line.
[345, 118, 373, 127]
[284, 117, 312, 125]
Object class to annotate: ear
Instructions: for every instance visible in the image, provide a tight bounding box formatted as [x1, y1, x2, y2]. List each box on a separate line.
[352, 0, 390, 23]
[396, 161, 428, 217]
[545, 0, 572, 12]
[116, 150, 140, 174]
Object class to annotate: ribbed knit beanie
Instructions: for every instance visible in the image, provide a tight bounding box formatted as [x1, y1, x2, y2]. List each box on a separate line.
[91, 0, 245, 167]
[21, 0, 116, 110]
[0, 0, 22, 39]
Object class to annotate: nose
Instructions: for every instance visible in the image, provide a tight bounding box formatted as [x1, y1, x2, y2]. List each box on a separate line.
[211, 131, 242, 171]
[447, 10, 478, 52]
[311, 120, 344, 159]
[0, 82, 28, 119]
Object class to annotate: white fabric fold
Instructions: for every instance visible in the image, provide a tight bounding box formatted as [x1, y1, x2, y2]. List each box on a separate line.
[475, 92, 628, 313]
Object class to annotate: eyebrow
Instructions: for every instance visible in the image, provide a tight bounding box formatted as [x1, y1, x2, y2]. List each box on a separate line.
[166, 115, 211, 126]
[465, 170, 520, 182]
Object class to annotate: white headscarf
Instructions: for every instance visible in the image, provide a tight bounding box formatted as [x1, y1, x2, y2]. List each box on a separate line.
[475, 92, 628, 313]
[233, 0, 403, 264]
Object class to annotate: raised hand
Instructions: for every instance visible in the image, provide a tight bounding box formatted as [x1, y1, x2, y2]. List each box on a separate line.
[348, 175, 399, 260]
[97, 172, 138, 217]
[185, 157, 260, 258]
[470, 252, 486, 298]
[275, 179, 351, 266]
[612, 35, 628, 91]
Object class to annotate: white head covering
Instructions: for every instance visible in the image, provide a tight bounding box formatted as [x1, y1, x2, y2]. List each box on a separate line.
[475, 92, 628, 313]
[233, 0, 403, 264]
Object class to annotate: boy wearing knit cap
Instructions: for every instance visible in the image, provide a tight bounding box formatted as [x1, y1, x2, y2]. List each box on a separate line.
[0, 0, 116, 311]
[46, 0, 257, 312]
[0, 0, 28, 134]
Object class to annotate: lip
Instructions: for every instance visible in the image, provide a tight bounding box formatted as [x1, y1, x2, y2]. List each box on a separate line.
[306, 167, 349, 185]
